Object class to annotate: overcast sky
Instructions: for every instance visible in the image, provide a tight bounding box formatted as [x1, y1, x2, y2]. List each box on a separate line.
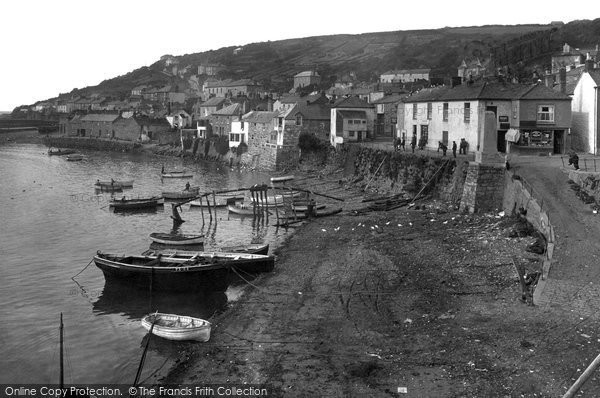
[0, 0, 596, 111]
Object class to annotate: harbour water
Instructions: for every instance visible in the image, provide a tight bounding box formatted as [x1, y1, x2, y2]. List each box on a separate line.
[0, 143, 290, 383]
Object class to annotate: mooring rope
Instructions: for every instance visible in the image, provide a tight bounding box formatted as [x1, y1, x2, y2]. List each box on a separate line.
[231, 266, 265, 291]
[71, 259, 93, 280]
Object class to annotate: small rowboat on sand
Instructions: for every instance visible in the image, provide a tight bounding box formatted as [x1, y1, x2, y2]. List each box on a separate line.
[48, 148, 76, 156]
[270, 175, 295, 183]
[141, 312, 211, 342]
[66, 154, 84, 161]
[149, 232, 204, 245]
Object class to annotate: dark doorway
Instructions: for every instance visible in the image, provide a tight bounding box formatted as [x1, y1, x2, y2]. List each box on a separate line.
[554, 130, 564, 154]
[497, 130, 507, 153]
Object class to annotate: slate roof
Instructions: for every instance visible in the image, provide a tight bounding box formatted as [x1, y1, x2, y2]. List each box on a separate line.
[337, 110, 367, 119]
[403, 82, 572, 103]
[242, 111, 279, 124]
[80, 114, 120, 122]
[371, 93, 408, 104]
[382, 69, 431, 75]
[332, 96, 373, 108]
[200, 97, 228, 107]
[211, 103, 241, 116]
[284, 103, 330, 121]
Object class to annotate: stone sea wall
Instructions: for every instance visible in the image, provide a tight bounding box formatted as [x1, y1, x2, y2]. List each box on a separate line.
[44, 136, 141, 152]
[334, 145, 467, 203]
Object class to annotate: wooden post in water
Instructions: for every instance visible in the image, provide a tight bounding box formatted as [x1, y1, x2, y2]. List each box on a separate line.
[206, 195, 212, 222]
[212, 191, 217, 224]
[59, 313, 64, 389]
[199, 195, 205, 225]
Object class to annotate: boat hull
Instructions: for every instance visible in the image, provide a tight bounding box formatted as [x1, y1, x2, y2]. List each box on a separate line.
[93, 253, 230, 291]
[95, 180, 134, 188]
[162, 188, 199, 200]
[141, 313, 211, 342]
[110, 198, 162, 210]
[149, 233, 204, 245]
[161, 172, 193, 178]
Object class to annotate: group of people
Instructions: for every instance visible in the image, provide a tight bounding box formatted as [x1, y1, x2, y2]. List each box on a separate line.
[394, 136, 470, 158]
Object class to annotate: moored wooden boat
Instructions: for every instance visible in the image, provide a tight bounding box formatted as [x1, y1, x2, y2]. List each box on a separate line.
[139, 248, 274, 273]
[149, 232, 204, 245]
[93, 251, 233, 291]
[95, 185, 123, 193]
[161, 187, 200, 200]
[270, 175, 295, 183]
[109, 196, 163, 210]
[189, 195, 244, 207]
[292, 203, 326, 212]
[220, 243, 270, 255]
[161, 171, 193, 178]
[143, 243, 269, 257]
[95, 179, 134, 188]
[141, 313, 211, 342]
[66, 154, 84, 161]
[48, 148, 76, 156]
[227, 203, 270, 216]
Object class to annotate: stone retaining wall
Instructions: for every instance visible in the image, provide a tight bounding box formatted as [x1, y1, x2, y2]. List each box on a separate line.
[502, 171, 555, 304]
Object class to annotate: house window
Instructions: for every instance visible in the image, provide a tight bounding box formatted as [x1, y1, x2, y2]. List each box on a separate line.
[349, 131, 355, 138]
[362, 120, 366, 124]
[270, 132, 277, 142]
[295, 115, 302, 126]
[230, 133, 240, 142]
[427, 103, 432, 120]
[278, 117, 283, 127]
[412, 103, 417, 120]
[442, 103, 448, 122]
[464, 103, 471, 123]
[241, 122, 244, 130]
[537, 105, 555, 123]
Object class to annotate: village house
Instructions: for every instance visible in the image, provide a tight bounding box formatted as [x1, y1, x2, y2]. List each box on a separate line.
[398, 82, 572, 155]
[380, 69, 431, 83]
[330, 96, 375, 147]
[166, 110, 192, 129]
[293, 71, 321, 89]
[195, 97, 228, 119]
[241, 111, 282, 169]
[570, 70, 600, 154]
[458, 58, 488, 82]
[208, 103, 242, 137]
[204, 79, 263, 98]
[372, 94, 407, 137]
[273, 92, 329, 112]
[198, 63, 224, 76]
[65, 113, 120, 138]
[240, 103, 329, 170]
[131, 85, 147, 97]
[552, 43, 599, 74]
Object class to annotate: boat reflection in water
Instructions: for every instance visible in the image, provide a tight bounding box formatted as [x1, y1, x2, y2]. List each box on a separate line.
[92, 280, 228, 321]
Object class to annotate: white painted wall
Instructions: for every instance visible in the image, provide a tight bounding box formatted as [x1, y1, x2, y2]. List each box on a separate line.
[571, 73, 599, 153]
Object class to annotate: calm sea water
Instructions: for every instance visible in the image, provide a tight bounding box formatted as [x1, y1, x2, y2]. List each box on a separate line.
[0, 143, 290, 383]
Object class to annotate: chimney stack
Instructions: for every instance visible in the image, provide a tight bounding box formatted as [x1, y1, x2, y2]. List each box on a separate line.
[558, 67, 567, 94]
[585, 52, 595, 72]
[544, 71, 555, 88]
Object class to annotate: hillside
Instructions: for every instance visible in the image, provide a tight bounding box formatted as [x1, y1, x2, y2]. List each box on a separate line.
[44, 19, 600, 104]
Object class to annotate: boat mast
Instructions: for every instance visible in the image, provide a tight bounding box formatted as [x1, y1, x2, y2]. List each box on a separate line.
[59, 313, 64, 389]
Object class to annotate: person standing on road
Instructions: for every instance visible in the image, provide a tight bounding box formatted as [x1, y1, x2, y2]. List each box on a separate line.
[452, 141, 457, 158]
[410, 135, 416, 153]
[568, 152, 580, 170]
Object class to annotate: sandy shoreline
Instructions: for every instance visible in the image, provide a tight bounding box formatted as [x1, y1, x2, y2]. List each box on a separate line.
[152, 170, 586, 397]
